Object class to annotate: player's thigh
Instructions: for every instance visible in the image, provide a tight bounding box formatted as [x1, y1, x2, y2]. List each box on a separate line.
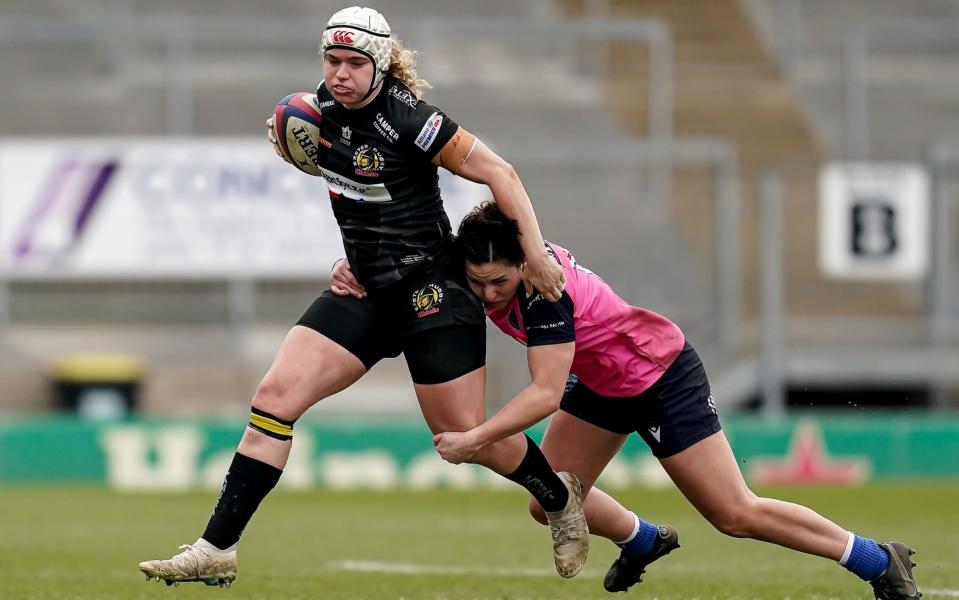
[405, 325, 487, 433]
[255, 292, 397, 420]
[413, 367, 487, 433]
[396, 264, 488, 432]
[541, 410, 628, 493]
[629, 342, 745, 517]
[253, 326, 363, 419]
[659, 430, 754, 520]
[297, 290, 401, 371]
[550, 378, 635, 491]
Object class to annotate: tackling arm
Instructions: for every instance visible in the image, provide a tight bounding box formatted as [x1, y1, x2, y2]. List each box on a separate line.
[469, 342, 575, 449]
[432, 128, 565, 301]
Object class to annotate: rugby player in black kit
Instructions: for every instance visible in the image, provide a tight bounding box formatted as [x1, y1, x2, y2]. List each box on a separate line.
[138, 5, 589, 588]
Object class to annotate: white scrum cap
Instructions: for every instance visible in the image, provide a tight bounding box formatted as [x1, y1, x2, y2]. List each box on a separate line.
[321, 6, 392, 89]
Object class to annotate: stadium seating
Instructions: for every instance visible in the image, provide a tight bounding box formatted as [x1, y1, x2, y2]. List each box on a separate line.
[1, 0, 957, 413]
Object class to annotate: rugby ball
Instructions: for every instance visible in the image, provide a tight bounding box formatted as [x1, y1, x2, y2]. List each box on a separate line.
[272, 92, 326, 176]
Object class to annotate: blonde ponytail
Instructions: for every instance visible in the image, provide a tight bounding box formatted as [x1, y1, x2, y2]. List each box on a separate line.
[388, 36, 431, 97]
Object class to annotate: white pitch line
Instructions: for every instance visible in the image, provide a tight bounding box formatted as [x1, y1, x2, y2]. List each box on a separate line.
[327, 560, 592, 578]
[329, 561, 959, 598]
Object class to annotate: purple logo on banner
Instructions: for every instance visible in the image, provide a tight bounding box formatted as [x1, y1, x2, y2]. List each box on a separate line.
[12, 158, 119, 267]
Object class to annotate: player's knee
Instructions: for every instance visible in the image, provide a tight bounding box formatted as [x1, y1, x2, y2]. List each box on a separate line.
[705, 499, 758, 538]
[251, 376, 299, 422]
[715, 518, 751, 538]
[528, 496, 548, 526]
[247, 378, 299, 442]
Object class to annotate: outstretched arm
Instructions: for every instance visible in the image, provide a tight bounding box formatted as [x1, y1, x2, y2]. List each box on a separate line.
[433, 128, 566, 302]
[434, 342, 574, 464]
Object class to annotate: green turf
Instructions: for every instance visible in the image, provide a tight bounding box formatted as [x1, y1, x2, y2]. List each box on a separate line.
[0, 483, 956, 599]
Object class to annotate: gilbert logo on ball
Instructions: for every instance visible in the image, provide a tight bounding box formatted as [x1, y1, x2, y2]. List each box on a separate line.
[273, 92, 326, 176]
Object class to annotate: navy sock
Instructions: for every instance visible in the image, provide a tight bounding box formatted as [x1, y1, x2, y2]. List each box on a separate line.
[841, 534, 889, 581]
[617, 513, 659, 556]
[504, 434, 569, 513]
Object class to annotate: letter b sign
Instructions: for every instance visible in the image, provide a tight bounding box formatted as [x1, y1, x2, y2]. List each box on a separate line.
[819, 164, 928, 279]
[850, 201, 897, 258]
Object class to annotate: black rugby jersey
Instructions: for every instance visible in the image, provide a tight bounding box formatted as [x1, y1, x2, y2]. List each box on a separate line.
[313, 75, 460, 288]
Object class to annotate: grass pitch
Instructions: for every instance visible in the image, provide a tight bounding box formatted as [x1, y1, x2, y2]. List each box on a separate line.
[1, 483, 956, 599]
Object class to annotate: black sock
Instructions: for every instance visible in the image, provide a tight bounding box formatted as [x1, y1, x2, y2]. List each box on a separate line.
[201, 452, 283, 550]
[504, 434, 569, 512]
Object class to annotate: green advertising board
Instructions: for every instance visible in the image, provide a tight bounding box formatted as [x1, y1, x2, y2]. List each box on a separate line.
[1, 414, 957, 489]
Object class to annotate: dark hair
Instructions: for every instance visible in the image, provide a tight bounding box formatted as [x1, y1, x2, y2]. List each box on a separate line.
[453, 201, 525, 265]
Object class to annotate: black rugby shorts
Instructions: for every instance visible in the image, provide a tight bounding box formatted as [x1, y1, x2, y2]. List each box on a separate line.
[296, 264, 486, 384]
[559, 342, 721, 458]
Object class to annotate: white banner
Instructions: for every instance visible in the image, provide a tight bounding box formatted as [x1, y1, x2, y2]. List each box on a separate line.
[818, 162, 930, 280]
[0, 138, 487, 277]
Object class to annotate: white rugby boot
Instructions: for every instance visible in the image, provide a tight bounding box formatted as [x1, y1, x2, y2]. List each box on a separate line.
[138, 539, 237, 588]
[545, 471, 590, 578]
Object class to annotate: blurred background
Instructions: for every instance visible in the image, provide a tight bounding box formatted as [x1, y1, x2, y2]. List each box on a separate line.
[1, 0, 958, 491]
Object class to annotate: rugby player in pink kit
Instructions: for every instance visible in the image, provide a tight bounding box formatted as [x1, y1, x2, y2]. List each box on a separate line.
[430, 202, 920, 599]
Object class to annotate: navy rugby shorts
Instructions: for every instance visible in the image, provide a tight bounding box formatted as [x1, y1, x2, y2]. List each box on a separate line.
[559, 341, 722, 458]
[296, 263, 486, 384]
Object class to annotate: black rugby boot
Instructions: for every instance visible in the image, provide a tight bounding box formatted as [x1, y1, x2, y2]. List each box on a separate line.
[603, 525, 679, 593]
[870, 542, 921, 600]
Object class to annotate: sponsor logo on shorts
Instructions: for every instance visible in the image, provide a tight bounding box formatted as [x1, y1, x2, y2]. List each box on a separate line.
[648, 426, 661, 443]
[352, 144, 385, 177]
[412, 283, 444, 318]
[414, 112, 444, 151]
[707, 394, 717, 414]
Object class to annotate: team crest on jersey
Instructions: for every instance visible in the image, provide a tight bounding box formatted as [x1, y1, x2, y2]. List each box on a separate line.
[412, 283, 444, 318]
[340, 125, 352, 145]
[353, 144, 385, 177]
